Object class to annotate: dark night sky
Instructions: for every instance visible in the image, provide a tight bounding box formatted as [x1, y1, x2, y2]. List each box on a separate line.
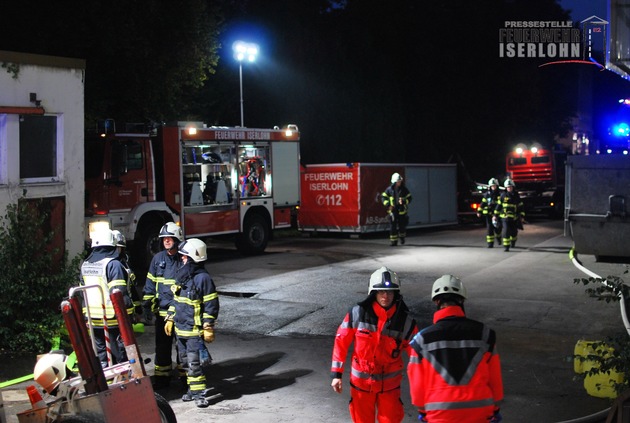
[1, 0, 628, 183]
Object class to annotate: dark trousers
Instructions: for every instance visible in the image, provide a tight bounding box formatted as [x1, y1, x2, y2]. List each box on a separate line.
[177, 336, 206, 394]
[154, 314, 177, 378]
[389, 213, 408, 243]
[484, 215, 501, 244]
[501, 218, 518, 246]
[94, 326, 127, 368]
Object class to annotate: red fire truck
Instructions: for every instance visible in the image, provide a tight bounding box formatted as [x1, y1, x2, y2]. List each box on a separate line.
[505, 142, 566, 217]
[85, 121, 301, 271]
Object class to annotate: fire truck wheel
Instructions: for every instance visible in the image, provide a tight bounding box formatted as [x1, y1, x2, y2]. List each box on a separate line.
[155, 392, 177, 423]
[236, 213, 269, 255]
[60, 415, 104, 423]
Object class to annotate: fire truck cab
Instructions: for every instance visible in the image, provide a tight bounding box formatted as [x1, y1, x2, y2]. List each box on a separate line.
[85, 122, 301, 271]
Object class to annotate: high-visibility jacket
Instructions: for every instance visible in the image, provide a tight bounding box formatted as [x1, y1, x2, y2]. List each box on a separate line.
[494, 190, 524, 220]
[142, 249, 180, 317]
[80, 248, 134, 327]
[407, 306, 503, 422]
[331, 297, 417, 393]
[382, 184, 412, 216]
[167, 262, 219, 339]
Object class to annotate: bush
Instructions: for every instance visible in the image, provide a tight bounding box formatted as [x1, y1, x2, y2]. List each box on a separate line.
[0, 199, 83, 353]
[574, 271, 630, 396]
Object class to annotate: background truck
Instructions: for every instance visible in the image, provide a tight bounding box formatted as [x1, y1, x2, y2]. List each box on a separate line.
[564, 154, 630, 261]
[85, 122, 301, 272]
[505, 143, 567, 217]
[298, 162, 458, 234]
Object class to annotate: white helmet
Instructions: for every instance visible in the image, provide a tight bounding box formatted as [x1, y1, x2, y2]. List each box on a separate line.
[91, 228, 115, 248]
[391, 173, 403, 184]
[178, 238, 207, 262]
[368, 266, 401, 294]
[112, 230, 126, 248]
[488, 178, 499, 187]
[431, 274, 467, 300]
[504, 178, 515, 188]
[34, 353, 68, 394]
[159, 222, 183, 241]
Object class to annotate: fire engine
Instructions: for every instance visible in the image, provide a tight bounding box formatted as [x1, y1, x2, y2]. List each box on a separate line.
[505, 142, 567, 217]
[85, 121, 301, 271]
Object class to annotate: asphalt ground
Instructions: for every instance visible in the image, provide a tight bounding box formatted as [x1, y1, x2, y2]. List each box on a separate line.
[2, 219, 629, 422]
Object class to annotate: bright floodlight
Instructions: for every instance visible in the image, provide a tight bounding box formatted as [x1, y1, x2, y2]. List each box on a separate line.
[233, 41, 259, 63]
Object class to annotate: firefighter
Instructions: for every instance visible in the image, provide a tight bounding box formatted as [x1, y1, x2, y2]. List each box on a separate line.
[477, 178, 502, 248]
[407, 275, 504, 423]
[112, 230, 142, 317]
[330, 267, 418, 423]
[80, 228, 135, 368]
[165, 238, 219, 408]
[142, 222, 184, 389]
[382, 173, 412, 246]
[493, 178, 525, 252]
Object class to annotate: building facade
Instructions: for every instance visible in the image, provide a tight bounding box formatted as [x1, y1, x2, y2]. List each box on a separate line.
[0, 50, 85, 257]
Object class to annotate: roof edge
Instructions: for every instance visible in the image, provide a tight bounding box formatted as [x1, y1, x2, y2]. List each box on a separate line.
[0, 50, 85, 70]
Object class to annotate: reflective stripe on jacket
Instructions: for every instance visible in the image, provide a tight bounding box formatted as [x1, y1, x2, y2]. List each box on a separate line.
[407, 306, 503, 422]
[331, 297, 417, 393]
[495, 191, 524, 220]
[382, 184, 412, 216]
[142, 250, 180, 316]
[168, 263, 219, 339]
[80, 248, 134, 327]
[480, 189, 501, 215]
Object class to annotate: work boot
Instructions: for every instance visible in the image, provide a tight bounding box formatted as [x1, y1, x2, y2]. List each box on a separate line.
[511, 241, 516, 247]
[487, 242, 494, 248]
[504, 246, 510, 252]
[400, 237, 405, 245]
[390, 241, 398, 246]
[195, 395, 209, 408]
[182, 390, 195, 402]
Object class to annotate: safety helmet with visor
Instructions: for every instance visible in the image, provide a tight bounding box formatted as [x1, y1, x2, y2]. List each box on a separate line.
[368, 266, 401, 295]
[34, 353, 69, 394]
[159, 222, 183, 241]
[391, 173, 403, 184]
[178, 238, 207, 263]
[488, 178, 499, 187]
[90, 228, 116, 248]
[504, 178, 515, 188]
[431, 274, 467, 300]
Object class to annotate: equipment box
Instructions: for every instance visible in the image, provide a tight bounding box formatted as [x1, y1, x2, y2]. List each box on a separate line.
[299, 162, 458, 233]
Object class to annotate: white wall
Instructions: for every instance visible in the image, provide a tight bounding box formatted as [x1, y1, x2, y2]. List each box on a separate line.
[0, 51, 85, 256]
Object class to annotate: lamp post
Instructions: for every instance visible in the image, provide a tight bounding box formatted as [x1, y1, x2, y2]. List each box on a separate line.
[233, 41, 259, 127]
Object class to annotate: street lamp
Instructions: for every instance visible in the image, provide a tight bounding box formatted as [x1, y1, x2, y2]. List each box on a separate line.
[232, 41, 259, 127]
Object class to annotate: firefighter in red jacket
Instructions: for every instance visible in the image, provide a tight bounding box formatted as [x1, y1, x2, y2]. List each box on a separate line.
[330, 267, 418, 423]
[407, 275, 503, 423]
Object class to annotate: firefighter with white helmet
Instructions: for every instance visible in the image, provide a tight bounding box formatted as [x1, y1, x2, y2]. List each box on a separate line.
[493, 178, 525, 251]
[478, 178, 502, 248]
[142, 221, 185, 389]
[408, 275, 504, 423]
[331, 266, 418, 422]
[81, 228, 134, 368]
[165, 238, 219, 408]
[382, 172, 412, 246]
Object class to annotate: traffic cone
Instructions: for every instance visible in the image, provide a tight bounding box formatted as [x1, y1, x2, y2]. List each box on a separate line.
[26, 385, 46, 409]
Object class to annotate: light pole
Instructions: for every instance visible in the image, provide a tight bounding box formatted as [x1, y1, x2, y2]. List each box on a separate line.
[233, 41, 259, 127]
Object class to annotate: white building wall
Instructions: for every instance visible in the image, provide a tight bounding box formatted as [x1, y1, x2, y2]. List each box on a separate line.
[0, 51, 85, 256]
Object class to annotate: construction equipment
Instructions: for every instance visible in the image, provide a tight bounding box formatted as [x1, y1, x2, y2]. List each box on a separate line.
[16, 288, 176, 423]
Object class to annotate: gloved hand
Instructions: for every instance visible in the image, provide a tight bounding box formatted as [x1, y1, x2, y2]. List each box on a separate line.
[164, 316, 174, 336]
[490, 409, 502, 423]
[202, 323, 215, 343]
